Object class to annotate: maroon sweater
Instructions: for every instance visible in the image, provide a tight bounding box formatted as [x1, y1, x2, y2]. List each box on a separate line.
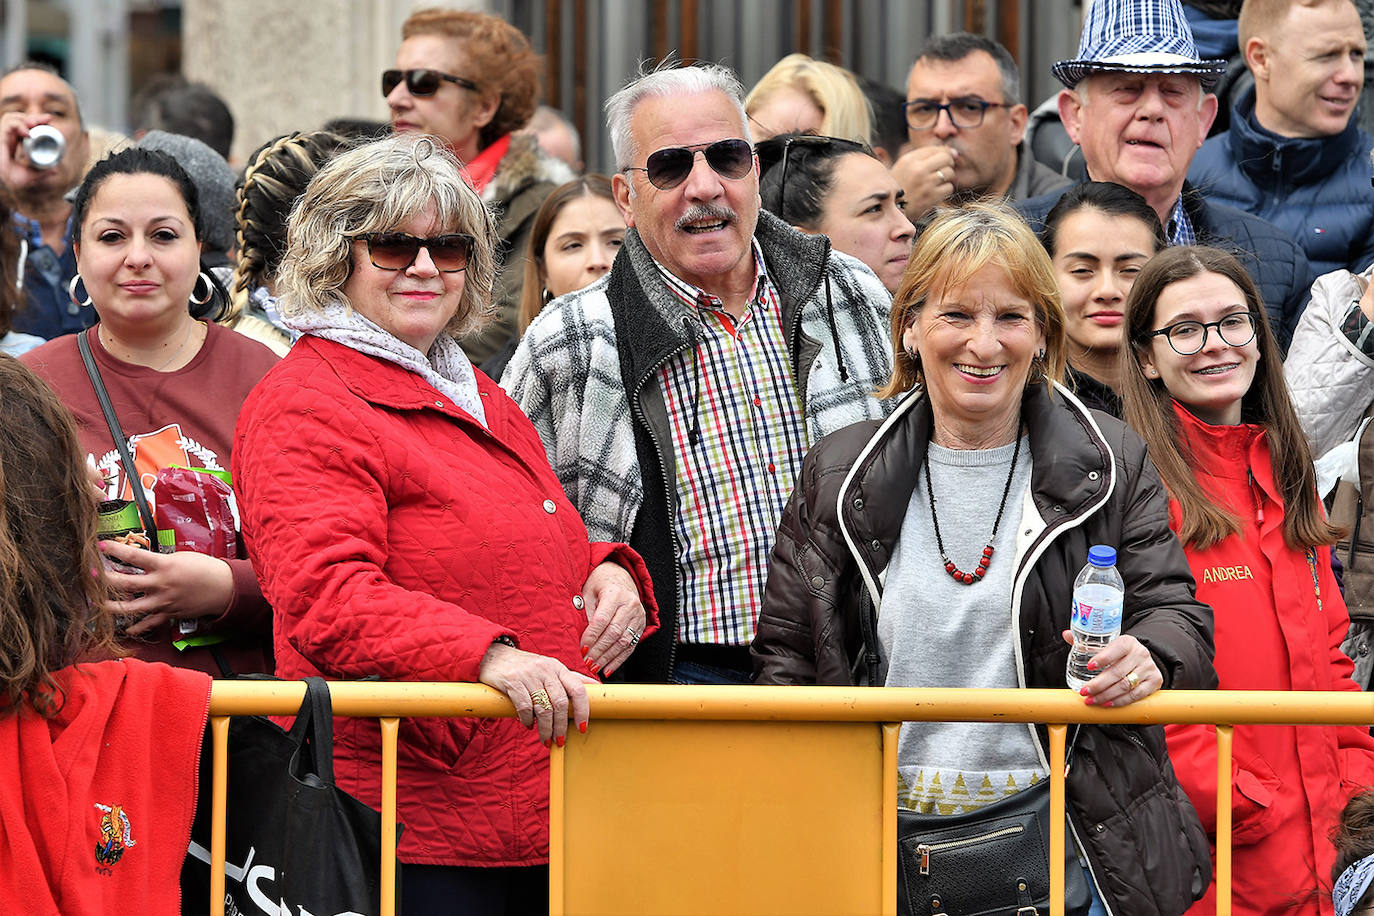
[23, 324, 279, 675]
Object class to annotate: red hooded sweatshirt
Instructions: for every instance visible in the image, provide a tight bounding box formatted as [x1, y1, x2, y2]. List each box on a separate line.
[0, 659, 211, 916]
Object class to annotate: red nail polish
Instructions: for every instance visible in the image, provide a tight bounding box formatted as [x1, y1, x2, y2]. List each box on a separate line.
[1087, 661, 1097, 671]
[578, 722, 587, 734]
[1078, 687, 1089, 697]
[579, 645, 588, 657]
[587, 661, 601, 676]
[1103, 701, 1114, 708]
[543, 738, 553, 749]
[556, 735, 566, 748]
[1084, 696, 1095, 706]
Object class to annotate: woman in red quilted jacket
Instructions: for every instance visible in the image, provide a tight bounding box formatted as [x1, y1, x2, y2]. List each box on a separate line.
[1121, 245, 1374, 916]
[232, 134, 658, 916]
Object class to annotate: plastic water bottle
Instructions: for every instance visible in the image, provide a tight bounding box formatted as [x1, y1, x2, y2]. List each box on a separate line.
[1065, 545, 1125, 690]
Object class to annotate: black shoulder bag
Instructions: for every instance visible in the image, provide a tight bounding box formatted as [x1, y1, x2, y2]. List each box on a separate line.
[180, 677, 402, 915]
[78, 329, 160, 547]
[896, 728, 1092, 916]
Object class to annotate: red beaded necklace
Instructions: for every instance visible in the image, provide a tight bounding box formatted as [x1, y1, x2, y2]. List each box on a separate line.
[923, 420, 1024, 585]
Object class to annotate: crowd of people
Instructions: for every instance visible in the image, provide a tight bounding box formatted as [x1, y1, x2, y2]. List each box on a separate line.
[5, 0, 1374, 913]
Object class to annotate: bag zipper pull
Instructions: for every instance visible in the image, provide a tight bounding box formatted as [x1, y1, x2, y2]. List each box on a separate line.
[918, 842, 931, 875]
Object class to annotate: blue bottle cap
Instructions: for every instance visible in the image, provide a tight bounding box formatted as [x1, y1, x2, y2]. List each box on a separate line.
[1088, 545, 1117, 567]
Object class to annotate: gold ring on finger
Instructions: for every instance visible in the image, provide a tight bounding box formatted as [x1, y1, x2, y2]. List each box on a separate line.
[531, 688, 552, 711]
[1124, 671, 1140, 692]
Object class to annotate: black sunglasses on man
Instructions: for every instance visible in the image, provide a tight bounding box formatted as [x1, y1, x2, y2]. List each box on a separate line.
[622, 138, 754, 191]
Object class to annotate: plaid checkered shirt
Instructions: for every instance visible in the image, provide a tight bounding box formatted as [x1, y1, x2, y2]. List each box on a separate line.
[654, 244, 810, 645]
[502, 212, 896, 674]
[1167, 195, 1196, 246]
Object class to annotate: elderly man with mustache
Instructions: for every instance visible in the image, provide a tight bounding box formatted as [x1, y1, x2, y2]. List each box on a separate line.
[504, 61, 895, 684]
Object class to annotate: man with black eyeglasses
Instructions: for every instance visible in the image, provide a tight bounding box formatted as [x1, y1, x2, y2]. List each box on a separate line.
[503, 62, 895, 685]
[385, 8, 572, 364]
[893, 33, 1070, 219]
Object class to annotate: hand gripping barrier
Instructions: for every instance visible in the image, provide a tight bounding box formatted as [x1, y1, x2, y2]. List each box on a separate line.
[203, 682, 1374, 916]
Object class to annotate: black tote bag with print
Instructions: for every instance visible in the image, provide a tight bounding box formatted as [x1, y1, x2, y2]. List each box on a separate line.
[180, 677, 401, 915]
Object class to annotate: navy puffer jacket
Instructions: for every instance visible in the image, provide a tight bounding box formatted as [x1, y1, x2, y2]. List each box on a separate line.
[1189, 86, 1374, 278]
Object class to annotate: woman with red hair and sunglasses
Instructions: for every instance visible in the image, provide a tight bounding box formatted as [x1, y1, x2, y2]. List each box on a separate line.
[233, 134, 656, 916]
[384, 7, 574, 367]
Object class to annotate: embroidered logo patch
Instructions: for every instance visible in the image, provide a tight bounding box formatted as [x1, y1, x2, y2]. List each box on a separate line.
[93, 803, 137, 866]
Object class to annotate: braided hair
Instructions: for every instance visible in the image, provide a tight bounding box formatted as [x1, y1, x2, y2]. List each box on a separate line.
[228, 129, 350, 325]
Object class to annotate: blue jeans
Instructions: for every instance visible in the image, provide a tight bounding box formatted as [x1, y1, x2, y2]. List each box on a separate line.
[671, 659, 753, 684]
[1085, 865, 1108, 916]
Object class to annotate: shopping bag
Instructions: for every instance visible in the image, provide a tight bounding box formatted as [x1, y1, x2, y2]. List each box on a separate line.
[180, 677, 401, 915]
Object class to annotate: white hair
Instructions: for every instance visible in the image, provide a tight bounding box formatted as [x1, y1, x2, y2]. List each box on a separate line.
[604, 60, 751, 169]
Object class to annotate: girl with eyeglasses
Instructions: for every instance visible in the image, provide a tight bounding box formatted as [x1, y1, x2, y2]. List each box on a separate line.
[757, 132, 915, 293]
[1120, 245, 1374, 916]
[21, 148, 278, 677]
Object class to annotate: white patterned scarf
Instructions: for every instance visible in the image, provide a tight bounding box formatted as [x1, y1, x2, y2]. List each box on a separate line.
[283, 301, 487, 428]
[1335, 854, 1374, 916]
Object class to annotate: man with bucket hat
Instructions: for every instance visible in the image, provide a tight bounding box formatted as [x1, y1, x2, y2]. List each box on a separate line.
[1020, 0, 1312, 353]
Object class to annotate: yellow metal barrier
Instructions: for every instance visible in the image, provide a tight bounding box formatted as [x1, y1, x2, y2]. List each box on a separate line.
[203, 683, 1374, 916]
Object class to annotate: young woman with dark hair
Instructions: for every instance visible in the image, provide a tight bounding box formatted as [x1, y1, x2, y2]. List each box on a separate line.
[1040, 180, 1166, 416]
[757, 132, 914, 293]
[1121, 244, 1374, 916]
[21, 147, 278, 677]
[484, 175, 624, 380]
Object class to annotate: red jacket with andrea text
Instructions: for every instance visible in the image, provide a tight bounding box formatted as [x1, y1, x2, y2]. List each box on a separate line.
[1164, 404, 1374, 916]
[232, 337, 657, 867]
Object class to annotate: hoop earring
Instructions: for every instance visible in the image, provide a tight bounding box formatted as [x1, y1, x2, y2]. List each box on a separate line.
[189, 271, 215, 306]
[68, 274, 92, 307]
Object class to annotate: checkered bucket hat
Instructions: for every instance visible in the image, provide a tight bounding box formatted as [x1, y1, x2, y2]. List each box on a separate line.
[1051, 0, 1228, 89]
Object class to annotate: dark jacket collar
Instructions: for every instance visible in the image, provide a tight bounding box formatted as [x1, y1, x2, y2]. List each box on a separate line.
[1229, 85, 1362, 185]
[842, 384, 1113, 563]
[605, 209, 831, 391]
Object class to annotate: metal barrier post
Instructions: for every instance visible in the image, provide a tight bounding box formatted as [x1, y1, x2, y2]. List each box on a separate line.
[1216, 725, 1233, 916]
[549, 741, 565, 916]
[380, 717, 400, 916]
[209, 715, 229, 916]
[1049, 723, 1067, 916]
[882, 722, 900, 916]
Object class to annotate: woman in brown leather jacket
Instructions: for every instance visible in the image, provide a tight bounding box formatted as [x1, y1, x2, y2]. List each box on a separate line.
[752, 203, 1215, 916]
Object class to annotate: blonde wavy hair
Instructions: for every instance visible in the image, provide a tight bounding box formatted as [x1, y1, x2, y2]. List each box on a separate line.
[880, 201, 1066, 400]
[745, 53, 873, 145]
[277, 134, 498, 338]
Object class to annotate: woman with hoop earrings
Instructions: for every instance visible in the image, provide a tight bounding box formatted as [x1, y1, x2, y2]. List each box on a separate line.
[22, 147, 278, 676]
